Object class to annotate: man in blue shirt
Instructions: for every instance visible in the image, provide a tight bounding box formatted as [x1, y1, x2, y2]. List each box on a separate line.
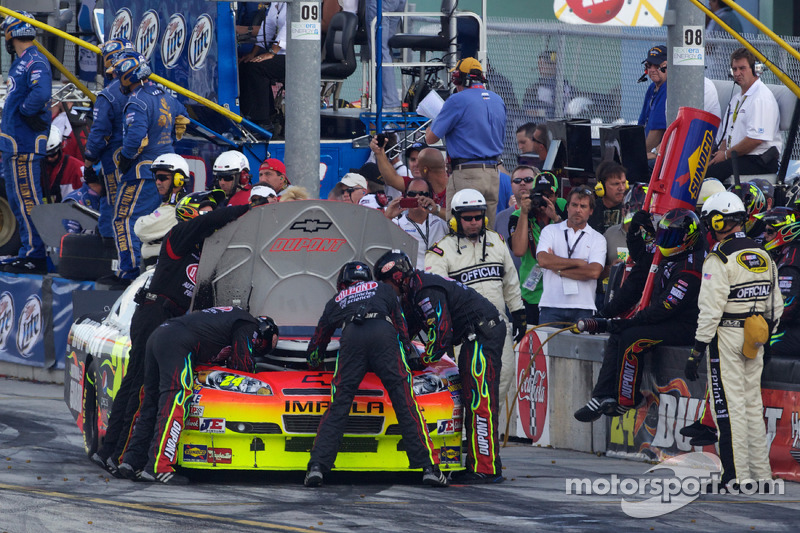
[425, 57, 506, 229]
[0, 13, 52, 274]
[111, 52, 188, 285]
[83, 39, 133, 241]
[637, 45, 668, 163]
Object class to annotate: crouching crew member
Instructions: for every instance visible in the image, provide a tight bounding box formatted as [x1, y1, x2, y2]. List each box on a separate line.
[376, 250, 506, 484]
[686, 191, 782, 489]
[120, 307, 278, 484]
[304, 262, 447, 488]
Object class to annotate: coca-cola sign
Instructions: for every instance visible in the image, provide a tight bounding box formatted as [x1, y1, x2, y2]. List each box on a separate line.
[517, 331, 548, 443]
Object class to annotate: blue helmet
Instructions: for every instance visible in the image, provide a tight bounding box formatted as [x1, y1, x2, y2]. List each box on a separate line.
[101, 38, 135, 73]
[112, 52, 151, 92]
[3, 12, 36, 54]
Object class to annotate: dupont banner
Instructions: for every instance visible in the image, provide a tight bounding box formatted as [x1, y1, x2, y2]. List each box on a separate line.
[605, 346, 800, 482]
[515, 330, 550, 446]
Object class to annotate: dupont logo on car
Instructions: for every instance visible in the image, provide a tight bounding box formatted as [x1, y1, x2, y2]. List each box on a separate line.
[199, 418, 226, 433]
[161, 14, 187, 69]
[335, 281, 378, 302]
[183, 444, 207, 462]
[16, 295, 42, 358]
[164, 419, 183, 461]
[135, 10, 160, 61]
[187, 263, 198, 284]
[290, 219, 333, 233]
[0, 292, 14, 350]
[109, 8, 133, 40]
[208, 448, 232, 464]
[188, 14, 213, 70]
[269, 238, 346, 253]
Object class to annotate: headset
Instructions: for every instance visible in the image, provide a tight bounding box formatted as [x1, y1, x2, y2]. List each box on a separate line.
[451, 59, 485, 88]
[172, 171, 186, 189]
[710, 213, 726, 232]
[729, 61, 763, 77]
[449, 213, 489, 234]
[594, 177, 630, 198]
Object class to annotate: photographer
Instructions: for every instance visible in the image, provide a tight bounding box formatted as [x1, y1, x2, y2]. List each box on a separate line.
[509, 171, 565, 323]
[385, 178, 448, 269]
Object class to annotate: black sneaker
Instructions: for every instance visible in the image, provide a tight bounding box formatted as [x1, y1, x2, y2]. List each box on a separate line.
[422, 465, 448, 487]
[606, 403, 630, 417]
[138, 470, 191, 485]
[680, 420, 715, 438]
[2, 257, 47, 275]
[449, 470, 504, 485]
[574, 397, 617, 422]
[117, 462, 141, 481]
[304, 463, 324, 487]
[90, 452, 109, 472]
[106, 457, 123, 479]
[690, 431, 718, 447]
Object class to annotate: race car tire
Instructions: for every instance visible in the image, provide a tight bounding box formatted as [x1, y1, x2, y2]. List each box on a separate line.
[0, 196, 21, 256]
[82, 359, 100, 457]
[59, 233, 116, 280]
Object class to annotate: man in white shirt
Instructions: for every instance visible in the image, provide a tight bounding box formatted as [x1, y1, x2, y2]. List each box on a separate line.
[536, 187, 607, 324]
[706, 47, 782, 180]
[238, 3, 287, 128]
[385, 178, 447, 268]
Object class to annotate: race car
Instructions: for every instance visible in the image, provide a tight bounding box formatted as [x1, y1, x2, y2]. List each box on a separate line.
[64, 201, 465, 471]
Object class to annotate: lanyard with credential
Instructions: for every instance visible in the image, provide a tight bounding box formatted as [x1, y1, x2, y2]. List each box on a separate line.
[564, 229, 585, 259]
[727, 95, 748, 147]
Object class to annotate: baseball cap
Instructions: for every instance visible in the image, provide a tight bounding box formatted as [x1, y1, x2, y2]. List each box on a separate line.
[339, 173, 368, 189]
[404, 142, 426, 159]
[749, 178, 774, 200]
[451, 57, 482, 74]
[357, 162, 383, 185]
[250, 185, 277, 200]
[533, 172, 558, 194]
[260, 158, 287, 176]
[643, 45, 667, 65]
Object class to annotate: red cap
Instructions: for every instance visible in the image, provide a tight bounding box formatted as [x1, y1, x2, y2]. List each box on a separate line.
[260, 158, 287, 179]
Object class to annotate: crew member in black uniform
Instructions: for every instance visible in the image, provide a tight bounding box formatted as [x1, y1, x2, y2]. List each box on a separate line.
[304, 262, 447, 488]
[90, 190, 245, 475]
[375, 251, 506, 484]
[574, 208, 704, 421]
[121, 307, 278, 484]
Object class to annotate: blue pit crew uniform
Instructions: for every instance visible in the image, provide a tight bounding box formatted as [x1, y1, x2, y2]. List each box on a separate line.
[84, 78, 127, 239]
[115, 82, 187, 280]
[0, 46, 51, 260]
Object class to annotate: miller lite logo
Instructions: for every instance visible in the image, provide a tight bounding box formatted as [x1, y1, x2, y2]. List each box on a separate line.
[16, 295, 42, 358]
[0, 292, 14, 350]
[517, 331, 548, 442]
[109, 8, 133, 41]
[187, 263, 198, 285]
[161, 14, 187, 69]
[135, 10, 160, 61]
[188, 14, 213, 70]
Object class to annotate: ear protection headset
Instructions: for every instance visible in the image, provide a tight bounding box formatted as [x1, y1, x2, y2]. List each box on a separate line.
[594, 177, 630, 198]
[710, 212, 726, 232]
[448, 213, 489, 234]
[172, 171, 186, 189]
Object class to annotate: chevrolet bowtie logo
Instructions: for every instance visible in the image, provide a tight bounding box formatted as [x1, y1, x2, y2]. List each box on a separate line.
[291, 219, 333, 233]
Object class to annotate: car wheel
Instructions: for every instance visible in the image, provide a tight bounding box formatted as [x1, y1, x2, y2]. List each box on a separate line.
[82, 359, 100, 456]
[0, 196, 20, 257]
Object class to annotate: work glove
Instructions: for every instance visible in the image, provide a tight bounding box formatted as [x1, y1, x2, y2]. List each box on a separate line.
[83, 164, 100, 185]
[118, 154, 134, 175]
[20, 112, 49, 132]
[606, 318, 632, 335]
[629, 210, 655, 236]
[307, 348, 323, 370]
[684, 348, 704, 381]
[174, 115, 190, 140]
[511, 309, 527, 343]
[62, 219, 82, 234]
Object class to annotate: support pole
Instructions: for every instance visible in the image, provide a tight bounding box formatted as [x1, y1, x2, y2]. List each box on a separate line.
[665, 0, 705, 123]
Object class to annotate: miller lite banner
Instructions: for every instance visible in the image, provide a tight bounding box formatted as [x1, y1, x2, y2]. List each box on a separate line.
[516, 330, 550, 445]
[553, 0, 668, 26]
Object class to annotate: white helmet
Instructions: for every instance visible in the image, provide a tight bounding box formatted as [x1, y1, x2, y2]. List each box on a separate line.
[213, 150, 250, 174]
[46, 126, 63, 155]
[696, 178, 725, 209]
[451, 188, 487, 215]
[151, 153, 190, 179]
[701, 191, 746, 218]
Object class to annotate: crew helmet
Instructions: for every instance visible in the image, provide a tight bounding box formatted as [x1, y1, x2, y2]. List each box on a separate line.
[213, 151, 250, 188]
[101, 38, 135, 73]
[3, 12, 36, 44]
[151, 154, 190, 183]
[654, 208, 702, 258]
[46, 126, 63, 157]
[113, 52, 151, 92]
[336, 262, 372, 291]
[696, 178, 725, 210]
[253, 316, 279, 356]
[755, 207, 800, 253]
[175, 189, 226, 221]
[701, 191, 747, 233]
[374, 250, 414, 287]
[623, 184, 648, 224]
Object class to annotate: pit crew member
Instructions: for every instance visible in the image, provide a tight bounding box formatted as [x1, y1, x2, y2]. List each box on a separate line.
[213, 151, 252, 206]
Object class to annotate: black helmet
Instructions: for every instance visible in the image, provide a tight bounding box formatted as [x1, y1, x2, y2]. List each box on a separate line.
[337, 261, 372, 291]
[755, 207, 800, 255]
[374, 250, 414, 287]
[175, 189, 226, 221]
[253, 315, 279, 356]
[655, 208, 702, 258]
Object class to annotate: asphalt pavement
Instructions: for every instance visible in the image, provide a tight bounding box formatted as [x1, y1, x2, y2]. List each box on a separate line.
[1, 376, 798, 532]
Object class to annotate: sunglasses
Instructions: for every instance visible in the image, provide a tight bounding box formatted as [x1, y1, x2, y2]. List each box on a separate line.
[343, 187, 364, 195]
[512, 177, 535, 184]
[154, 173, 173, 182]
[406, 190, 431, 198]
[460, 214, 484, 222]
[645, 63, 667, 73]
[216, 174, 236, 182]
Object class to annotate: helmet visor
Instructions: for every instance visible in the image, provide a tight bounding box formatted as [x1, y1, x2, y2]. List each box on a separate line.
[654, 224, 685, 255]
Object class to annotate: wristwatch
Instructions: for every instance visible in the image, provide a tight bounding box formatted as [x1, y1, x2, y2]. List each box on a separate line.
[557, 269, 562, 276]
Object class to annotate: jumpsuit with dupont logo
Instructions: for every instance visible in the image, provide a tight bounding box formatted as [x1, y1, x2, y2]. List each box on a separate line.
[306, 281, 437, 472]
[126, 306, 261, 475]
[695, 233, 783, 485]
[101, 205, 250, 467]
[405, 272, 506, 476]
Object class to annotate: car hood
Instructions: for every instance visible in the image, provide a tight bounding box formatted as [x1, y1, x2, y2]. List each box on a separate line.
[192, 201, 419, 327]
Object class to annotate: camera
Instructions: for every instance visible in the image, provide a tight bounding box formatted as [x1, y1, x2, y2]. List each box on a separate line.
[376, 134, 389, 148]
[531, 192, 547, 209]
